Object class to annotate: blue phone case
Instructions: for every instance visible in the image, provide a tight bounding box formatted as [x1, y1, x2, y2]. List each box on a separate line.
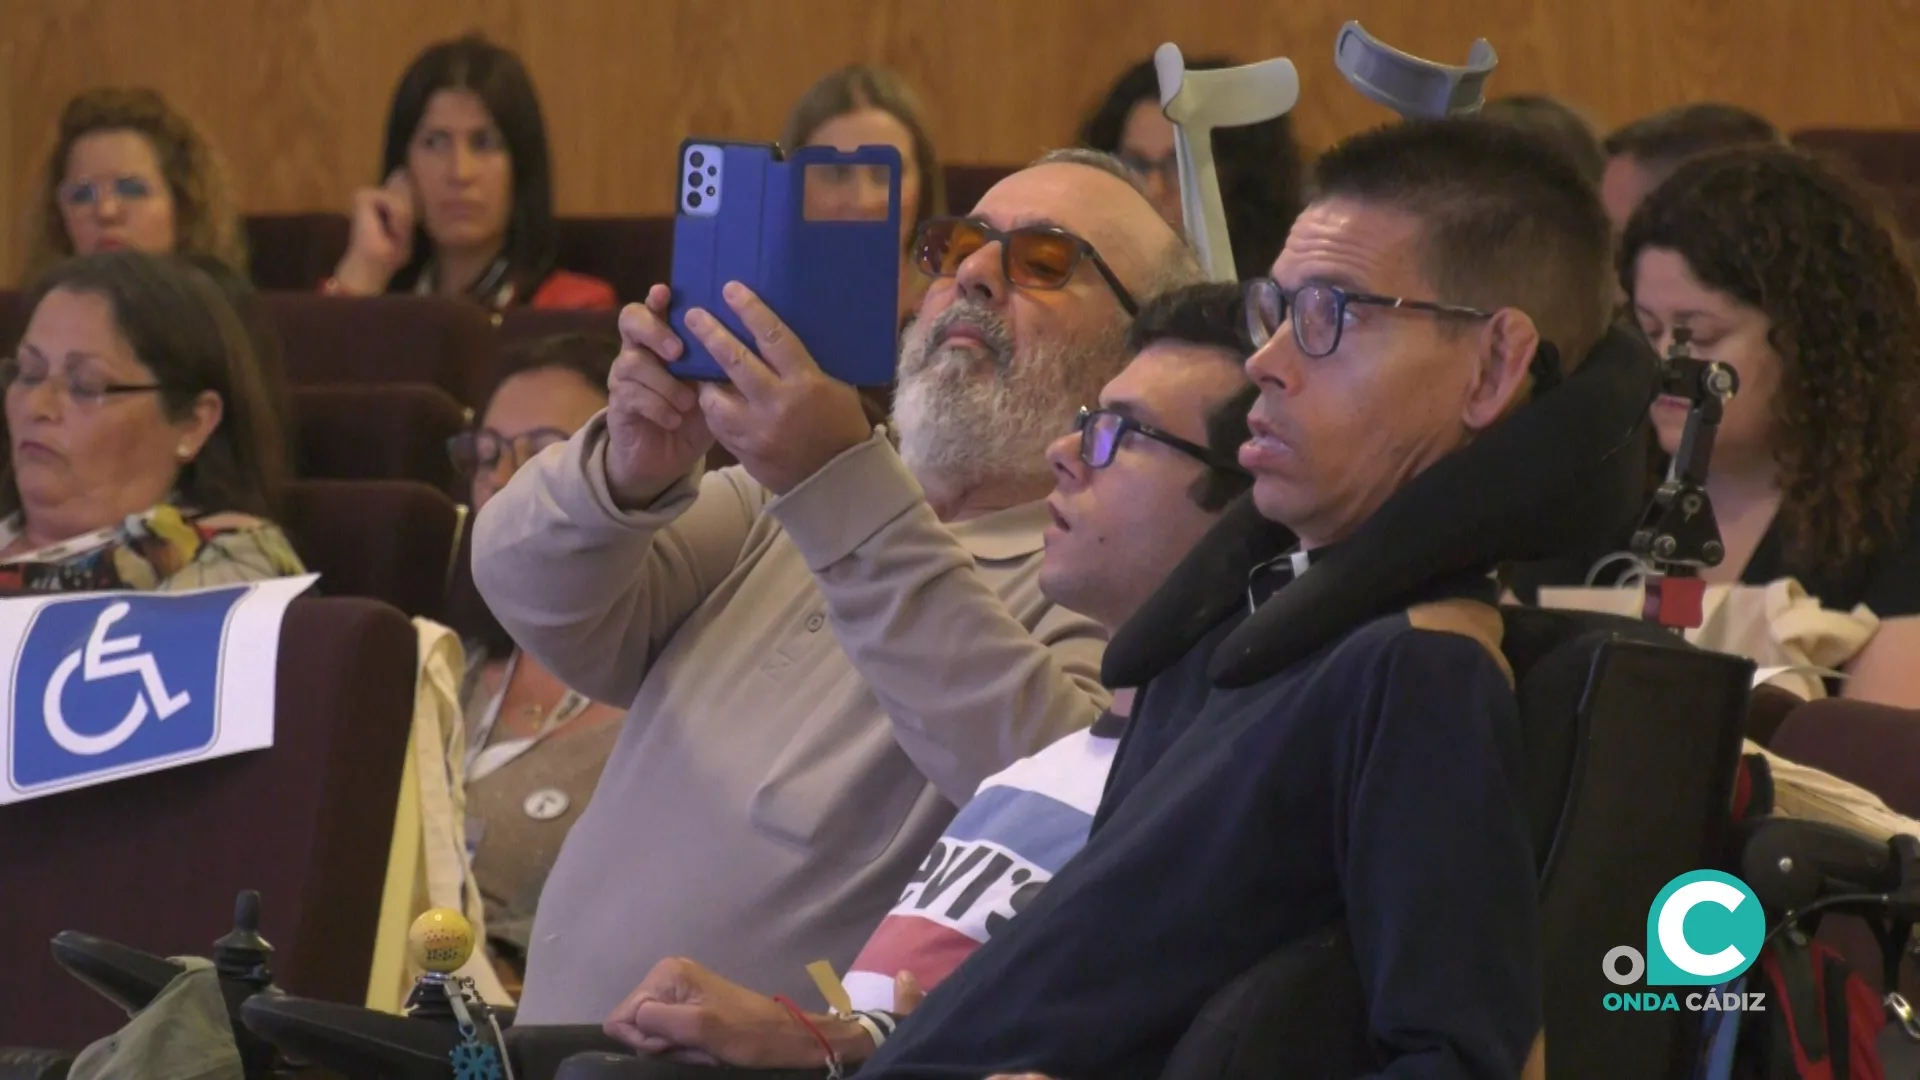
[667, 138, 903, 386]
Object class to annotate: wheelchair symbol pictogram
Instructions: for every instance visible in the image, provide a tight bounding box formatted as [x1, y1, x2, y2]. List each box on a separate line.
[42, 601, 192, 757]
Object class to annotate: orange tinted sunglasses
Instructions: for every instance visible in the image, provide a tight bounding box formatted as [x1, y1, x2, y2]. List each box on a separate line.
[913, 216, 1140, 315]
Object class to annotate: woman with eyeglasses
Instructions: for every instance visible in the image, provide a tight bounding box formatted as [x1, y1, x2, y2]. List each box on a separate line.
[0, 251, 302, 592]
[443, 331, 625, 994]
[1515, 147, 1920, 708]
[326, 35, 615, 312]
[22, 88, 247, 285]
[1078, 56, 1305, 281]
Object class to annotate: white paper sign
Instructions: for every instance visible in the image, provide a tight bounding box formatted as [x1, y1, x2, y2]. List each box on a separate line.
[0, 574, 317, 804]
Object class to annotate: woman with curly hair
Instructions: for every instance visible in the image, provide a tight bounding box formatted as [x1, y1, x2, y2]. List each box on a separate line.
[1526, 146, 1920, 706]
[23, 87, 246, 283]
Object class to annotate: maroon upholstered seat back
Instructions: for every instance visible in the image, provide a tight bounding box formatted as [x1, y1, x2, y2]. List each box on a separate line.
[554, 216, 674, 306]
[1793, 128, 1920, 188]
[0, 597, 416, 1052]
[262, 293, 496, 406]
[281, 479, 463, 621]
[0, 290, 26, 347]
[1792, 129, 1920, 246]
[1769, 697, 1920, 1000]
[496, 308, 620, 349]
[1771, 698, 1920, 818]
[292, 385, 469, 496]
[943, 163, 1020, 214]
[243, 213, 351, 291]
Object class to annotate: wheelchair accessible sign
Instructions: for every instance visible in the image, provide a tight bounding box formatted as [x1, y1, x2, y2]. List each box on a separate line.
[0, 575, 316, 803]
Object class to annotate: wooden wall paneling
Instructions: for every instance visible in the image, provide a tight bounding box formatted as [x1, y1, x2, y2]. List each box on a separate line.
[5, 0, 1920, 280]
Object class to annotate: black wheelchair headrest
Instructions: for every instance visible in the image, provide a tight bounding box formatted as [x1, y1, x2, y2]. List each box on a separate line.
[1103, 323, 1658, 689]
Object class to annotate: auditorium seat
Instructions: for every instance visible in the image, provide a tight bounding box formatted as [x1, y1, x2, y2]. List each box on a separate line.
[1793, 128, 1920, 189]
[942, 163, 1019, 214]
[555, 216, 674, 306]
[244, 213, 351, 291]
[496, 308, 620, 348]
[0, 597, 417, 1052]
[1791, 130, 1920, 245]
[1745, 682, 1806, 746]
[0, 290, 26, 345]
[263, 293, 497, 406]
[292, 384, 470, 495]
[1767, 697, 1920, 1004]
[282, 478, 465, 621]
[1772, 698, 1920, 819]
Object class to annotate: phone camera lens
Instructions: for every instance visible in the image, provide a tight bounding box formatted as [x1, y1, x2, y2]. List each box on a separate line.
[690, 150, 706, 169]
[706, 186, 716, 197]
[706, 165, 718, 177]
[688, 191, 704, 209]
[687, 171, 702, 188]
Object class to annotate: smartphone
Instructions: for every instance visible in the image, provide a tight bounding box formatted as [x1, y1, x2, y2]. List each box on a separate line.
[667, 139, 903, 386]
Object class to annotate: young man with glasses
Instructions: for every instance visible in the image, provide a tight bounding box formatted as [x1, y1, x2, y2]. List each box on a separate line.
[599, 281, 1255, 1069]
[471, 149, 1202, 1022]
[854, 118, 1614, 1080]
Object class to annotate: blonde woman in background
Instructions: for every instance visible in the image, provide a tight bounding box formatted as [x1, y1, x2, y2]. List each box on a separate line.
[777, 65, 946, 431]
[780, 65, 947, 328]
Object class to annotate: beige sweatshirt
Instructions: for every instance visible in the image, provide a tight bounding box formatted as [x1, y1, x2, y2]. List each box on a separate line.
[471, 418, 1109, 1022]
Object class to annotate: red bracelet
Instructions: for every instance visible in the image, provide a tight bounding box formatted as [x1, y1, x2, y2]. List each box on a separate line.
[772, 994, 845, 1079]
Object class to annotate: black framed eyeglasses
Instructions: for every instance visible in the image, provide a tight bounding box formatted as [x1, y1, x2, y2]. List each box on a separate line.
[1242, 279, 1492, 358]
[0, 356, 162, 407]
[915, 216, 1140, 315]
[448, 427, 571, 478]
[1076, 407, 1248, 475]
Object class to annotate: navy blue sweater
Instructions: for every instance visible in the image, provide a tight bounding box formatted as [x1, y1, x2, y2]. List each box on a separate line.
[859, 580, 1541, 1079]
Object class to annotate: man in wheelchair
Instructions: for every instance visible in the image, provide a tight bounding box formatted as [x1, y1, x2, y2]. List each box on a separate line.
[830, 115, 1617, 1080]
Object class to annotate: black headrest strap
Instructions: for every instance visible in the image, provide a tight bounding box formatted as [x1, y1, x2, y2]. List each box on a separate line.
[1101, 324, 1658, 690]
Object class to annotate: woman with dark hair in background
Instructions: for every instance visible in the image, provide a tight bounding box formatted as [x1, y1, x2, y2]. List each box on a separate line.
[1478, 94, 1606, 187]
[780, 64, 947, 326]
[0, 251, 303, 591]
[1522, 147, 1920, 707]
[445, 332, 625, 992]
[23, 87, 247, 284]
[1078, 57, 1305, 281]
[326, 34, 614, 311]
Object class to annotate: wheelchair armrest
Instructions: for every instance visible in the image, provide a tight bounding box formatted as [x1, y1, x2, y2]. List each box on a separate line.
[241, 995, 460, 1079]
[0, 1048, 74, 1080]
[500, 1026, 630, 1079]
[1737, 817, 1906, 913]
[551, 1054, 828, 1080]
[48, 931, 187, 1015]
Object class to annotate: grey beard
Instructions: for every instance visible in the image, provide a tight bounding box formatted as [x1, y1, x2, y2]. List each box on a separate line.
[893, 300, 1124, 496]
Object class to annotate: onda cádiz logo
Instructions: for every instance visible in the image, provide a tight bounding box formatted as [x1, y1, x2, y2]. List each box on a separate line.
[1602, 870, 1769, 1013]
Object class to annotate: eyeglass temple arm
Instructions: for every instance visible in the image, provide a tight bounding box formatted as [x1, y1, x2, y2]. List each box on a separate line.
[1155, 44, 1300, 284]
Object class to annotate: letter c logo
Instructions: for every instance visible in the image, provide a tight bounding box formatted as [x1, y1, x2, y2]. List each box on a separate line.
[1645, 870, 1765, 986]
[1659, 880, 1749, 978]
